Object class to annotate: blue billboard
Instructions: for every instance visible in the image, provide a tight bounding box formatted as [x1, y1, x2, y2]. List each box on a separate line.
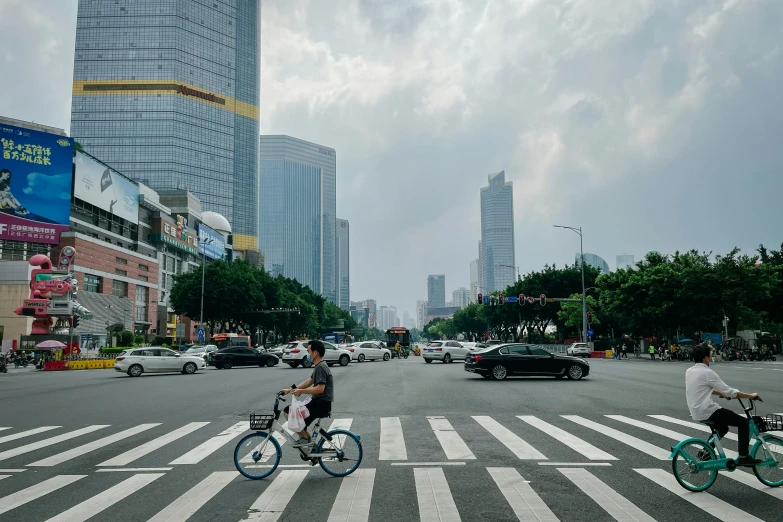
[0, 123, 73, 244]
[197, 223, 226, 259]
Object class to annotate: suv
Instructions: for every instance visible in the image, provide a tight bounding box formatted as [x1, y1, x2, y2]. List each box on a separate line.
[567, 343, 591, 357]
[282, 340, 352, 368]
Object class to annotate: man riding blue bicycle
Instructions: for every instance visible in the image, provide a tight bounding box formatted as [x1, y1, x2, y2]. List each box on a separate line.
[685, 344, 761, 466]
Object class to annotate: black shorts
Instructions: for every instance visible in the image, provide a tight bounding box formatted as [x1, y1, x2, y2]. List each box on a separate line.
[284, 399, 332, 428]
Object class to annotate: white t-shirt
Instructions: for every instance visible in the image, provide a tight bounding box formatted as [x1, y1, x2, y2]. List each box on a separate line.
[685, 363, 738, 421]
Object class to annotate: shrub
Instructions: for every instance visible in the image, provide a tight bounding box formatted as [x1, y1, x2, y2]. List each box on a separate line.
[99, 347, 127, 354]
[151, 335, 165, 346]
[119, 331, 134, 347]
[134, 335, 144, 345]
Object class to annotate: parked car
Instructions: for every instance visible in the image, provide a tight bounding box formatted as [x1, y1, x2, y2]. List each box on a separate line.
[282, 340, 352, 368]
[566, 343, 591, 358]
[208, 347, 279, 369]
[114, 347, 207, 377]
[464, 344, 590, 380]
[423, 340, 470, 363]
[184, 344, 219, 361]
[265, 344, 286, 358]
[348, 341, 391, 362]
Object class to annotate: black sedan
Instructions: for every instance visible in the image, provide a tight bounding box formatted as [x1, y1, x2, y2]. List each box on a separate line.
[208, 347, 279, 369]
[464, 344, 589, 380]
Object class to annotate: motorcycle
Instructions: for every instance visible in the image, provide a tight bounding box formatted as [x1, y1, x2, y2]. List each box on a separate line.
[13, 356, 28, 368]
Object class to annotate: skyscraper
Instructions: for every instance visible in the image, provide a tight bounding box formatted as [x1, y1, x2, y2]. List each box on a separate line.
[480, 171, 515, 294]
[378, 305, 397, 331]
[416, 300, 428, 330]
[427, 275, 446, 309]
[259, 135, 337, 302]
[70, 0, 261, 258]
[452, 287, 471, 309]
[336, 219, 350, 310]
[470, 258, 480, 301]
[576, 253, 610, 274]
[616, 254, 635, 270]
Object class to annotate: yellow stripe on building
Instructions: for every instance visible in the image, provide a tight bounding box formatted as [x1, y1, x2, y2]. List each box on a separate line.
[232, 234, 258, 252]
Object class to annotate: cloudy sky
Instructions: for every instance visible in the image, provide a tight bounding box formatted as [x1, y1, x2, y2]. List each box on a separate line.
[2, 0, 783, 321]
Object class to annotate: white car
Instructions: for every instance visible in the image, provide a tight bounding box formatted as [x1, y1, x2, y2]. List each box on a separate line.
[423, 341, 470, 363]
[114, 347, 207, 377]
[461, 342, 488, 352]
[348, 341, 391, 362]
[184, 344, 218, 361]
[567, 343, 591, 357]
[282, 340, 352, 368]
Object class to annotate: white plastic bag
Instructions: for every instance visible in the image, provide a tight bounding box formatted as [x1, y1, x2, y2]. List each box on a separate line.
[288, 394, 308, 432]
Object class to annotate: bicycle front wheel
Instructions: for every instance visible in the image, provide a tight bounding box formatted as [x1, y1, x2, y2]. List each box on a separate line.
[234, 432, 281, 480]
[672, 440, 718, 492]
[752, 435, 783, 487]
[317, 429, 363, 477]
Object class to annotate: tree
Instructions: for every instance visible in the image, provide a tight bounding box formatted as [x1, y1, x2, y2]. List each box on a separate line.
[558, 294, 600, 328]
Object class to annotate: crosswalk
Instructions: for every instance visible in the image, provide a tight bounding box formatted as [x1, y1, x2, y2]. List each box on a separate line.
[0, 413, 782, 521]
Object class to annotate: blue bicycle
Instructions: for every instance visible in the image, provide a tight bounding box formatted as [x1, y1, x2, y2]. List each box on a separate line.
[670, 396, 783, 492]
[234, 390, 362, 480]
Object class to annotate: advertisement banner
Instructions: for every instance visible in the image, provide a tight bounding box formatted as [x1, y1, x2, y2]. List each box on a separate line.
[150, 215, 199, 255]
[73, 151, 139, 223]
[197, 223, 225, 259]
[0, 123, 73, 244]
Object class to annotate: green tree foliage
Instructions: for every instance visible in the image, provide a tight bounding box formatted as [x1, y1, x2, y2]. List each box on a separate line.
[557, 294, 600, 328]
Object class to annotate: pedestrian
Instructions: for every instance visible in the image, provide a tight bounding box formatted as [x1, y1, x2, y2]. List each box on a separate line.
[649, 343, 656, 360]
[622, 344, 628, 359]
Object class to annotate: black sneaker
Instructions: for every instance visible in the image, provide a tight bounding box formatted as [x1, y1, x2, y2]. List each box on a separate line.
[737, 456, 762, 467]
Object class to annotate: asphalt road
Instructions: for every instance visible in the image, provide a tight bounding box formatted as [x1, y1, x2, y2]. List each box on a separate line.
[2, 355, 783, 521]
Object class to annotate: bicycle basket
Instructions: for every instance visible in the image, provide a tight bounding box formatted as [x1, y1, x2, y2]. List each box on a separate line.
[764, 414, 783, 432]
[250, 412, 275, 430]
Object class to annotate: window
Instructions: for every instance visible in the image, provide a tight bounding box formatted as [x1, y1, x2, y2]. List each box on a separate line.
[529, 347, 552, 356]
[112, 280, 127, 297]
[508, 345, 531, 356]
[83, 274, 102, 293]
[135, 286, 148, 321]
[116, 257, 127, 265]
[115, 268, 127, 276]
[138, 275, 148, 282]
[139, 264, 149, 272]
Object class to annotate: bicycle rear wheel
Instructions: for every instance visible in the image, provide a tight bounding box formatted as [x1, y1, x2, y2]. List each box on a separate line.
[752, 435, 783, 487]
[234, 432, 281, 480]
[672, 440, 718, 492]
[317, 429, 363, 477]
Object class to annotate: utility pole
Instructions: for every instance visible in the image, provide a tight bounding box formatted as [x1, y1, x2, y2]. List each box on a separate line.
[554, 225, 587, 344]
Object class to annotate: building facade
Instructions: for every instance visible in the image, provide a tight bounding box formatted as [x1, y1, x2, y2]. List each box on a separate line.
[470, 258, 480, 301]
[70, 0, 261, 258]
[336, 218, 349, 310]
[260, 135, 337, 303]
[452, 287, 471, 309]
[577, 253, 610, 275]
[616, 254, 635, 270]
[416, 300, 428, 330]
[378, 305, 397, 331]
[427, 275, 446, 309]
[479, 171, 515, 294]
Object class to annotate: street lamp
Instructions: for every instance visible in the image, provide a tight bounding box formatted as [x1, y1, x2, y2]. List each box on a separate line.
[199, 238, 214, 341]
[554, 225, 587, 344]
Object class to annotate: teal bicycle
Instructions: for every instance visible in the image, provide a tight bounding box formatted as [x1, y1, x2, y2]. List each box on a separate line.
[670, 396, 783, 491]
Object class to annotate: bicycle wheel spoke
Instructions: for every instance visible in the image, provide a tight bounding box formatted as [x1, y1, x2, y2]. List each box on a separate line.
[753, 436, 783, 486]
[672, 441, 717, 491]
[318, 429, 363, 477]
[235, 432, 281, 480]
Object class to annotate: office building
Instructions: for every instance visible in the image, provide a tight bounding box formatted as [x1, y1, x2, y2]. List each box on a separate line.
[480, 171, 515, 293]
[452, 287, 471, 309]
[427, 275, 446, 309]
[470, 258, 480, 301]
[378, 305, 397, 331]
[336, 219, 349, 310]
[416, 300, 428, 330]
[260, 135, 337, 302]
[616, 254, 635, 271]
[402, 311, 414, 330]
[576, 253, 610, 275]
[352, 299, 377, 328]
[70, 0, 261, 260]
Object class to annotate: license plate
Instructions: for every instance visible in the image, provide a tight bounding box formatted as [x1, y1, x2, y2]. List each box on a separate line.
[284, 351, 290, 355]
[427, 349, 433, 352]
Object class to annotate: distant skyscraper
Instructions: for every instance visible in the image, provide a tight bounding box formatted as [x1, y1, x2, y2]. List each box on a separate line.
[260, 136, 337, 301]
[480, 171, 515, 293]
[378, 306, 397, 331]
[403, 311, 415, 330]
[336, 219, 350, 310]
[416, 300, 428, 329]
[452, 287, 471, 309]
[616, 254, 635, 270]
[427, 275, 446, 309]
[70, 0, 261, 258]
[470, 258, 480, 301]
[576, 253, 610, 274]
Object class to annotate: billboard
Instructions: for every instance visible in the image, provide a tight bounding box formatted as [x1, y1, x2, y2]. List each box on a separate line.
[150, 215, 199, 255]
[74, 151, 139, 223]
[0, 123, 73, 244]
[197, 223, 225, 260]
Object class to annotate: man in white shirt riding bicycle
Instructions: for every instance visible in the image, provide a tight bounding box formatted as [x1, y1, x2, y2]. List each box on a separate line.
[685, 344, 761, 466]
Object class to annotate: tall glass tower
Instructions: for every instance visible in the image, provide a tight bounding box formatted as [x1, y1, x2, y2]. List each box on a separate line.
[479, 171, 515, 293]
[70, 0, 261, 255]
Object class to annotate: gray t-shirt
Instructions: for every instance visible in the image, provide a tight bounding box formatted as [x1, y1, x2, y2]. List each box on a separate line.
[311, 361, 334, 402]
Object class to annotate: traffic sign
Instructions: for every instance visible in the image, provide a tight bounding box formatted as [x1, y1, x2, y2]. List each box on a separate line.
[483, 295, 489, 304]
[506, 296, 518, 303]
[196, 327, 205, 336]
[587, 328, 594, 338]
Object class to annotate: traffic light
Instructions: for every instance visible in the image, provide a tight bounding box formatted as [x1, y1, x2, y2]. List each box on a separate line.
[540, 294, 546, 306]
[72, 316, 80, 329]
[498, 294, 504, 304]
[477, 293, 483, 304]
[519, 294, 525, 306]
[587, 312, 593, 324]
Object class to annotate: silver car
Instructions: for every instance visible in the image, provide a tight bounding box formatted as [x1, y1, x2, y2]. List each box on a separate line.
[422, 341, 470, 364]
[282, 340, 352, 368]
[566, 343, 591, 358]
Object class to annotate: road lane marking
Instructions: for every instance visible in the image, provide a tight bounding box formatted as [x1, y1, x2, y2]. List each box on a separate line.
[169, 421, 246, 464]
[0, 425, 109, 463]
[327, 418, 354, 449]
[428, 417, 475, 460]
[538, 462, 612, 466]
[719, 470, 783, 500]
[415, 467, 462, 521]
[561, 416, 669, 460]
[391, 462, 466, 466]
[0, 469, 25, 472]
[472, 416, 546, 460]
[0, 475, 86, 516]
[0, 426, 61, 445]
[648, 415, 738, 441]
[379, 417, 407, 460]
[518, 416, 617, 461]
[244, 469, 308, 521]
[96, 467, 173, 472]
[606, 415, 738, 459]
[635, 468, 764, 522]
[327, 468, 376, 522]
[147, 471, 237, 522]
[559, 467, 655, 521]
[97, 422, 209, 466]
[44, 472, 163, 522]
[487, 467, 559, 521]
[28, 423, 160, 467]
[0, 475, 9, 481]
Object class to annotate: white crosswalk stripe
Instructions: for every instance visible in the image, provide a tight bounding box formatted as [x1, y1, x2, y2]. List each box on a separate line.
[0, 475, 85, 516]
[635, 468, 764, 522]
[327, 468, 376, 522]
[379, 417, 407, 460]
[562, 416, 670, 460]
[97, 422, 210, 467]
[718, 469, 783, 500]
[169, 421, 246, 465]
[44, 472, 163, 522]
[0, 425, 109, 463]
[147, 471, 238, 522]
[244, 469, 308, 521]
[648, 415, 739, 441]
[488, 467, 559, 521]
[0, 426, 60, 445]
[428, 416, 475, 460]
[559, 468, 655, 522]
[473, 416, 547, 460]
[415, 467, 462, 521]
[517, 416, 617, 461]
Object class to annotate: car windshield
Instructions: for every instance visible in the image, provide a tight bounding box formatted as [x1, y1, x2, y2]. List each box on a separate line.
[430, 342, 442, 347]
[185, 347, 205, 354]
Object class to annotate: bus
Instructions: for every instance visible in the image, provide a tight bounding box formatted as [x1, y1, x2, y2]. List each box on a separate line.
[385, 327, 411, 357]
[211, 333, 251, 349]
